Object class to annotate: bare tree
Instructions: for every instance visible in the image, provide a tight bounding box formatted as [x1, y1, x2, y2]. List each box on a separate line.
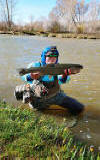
[32, 20, 44, 32]
[72, 0, 89, 25]
[49, 0, 89, 32]
[86, 0, 100, 33]
[48, 20, 61, 33]
[88, 0, 100, 21]
[0, 0, 17, 30]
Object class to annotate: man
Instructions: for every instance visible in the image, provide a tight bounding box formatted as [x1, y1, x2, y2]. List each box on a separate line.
[19, 46, 84, 114]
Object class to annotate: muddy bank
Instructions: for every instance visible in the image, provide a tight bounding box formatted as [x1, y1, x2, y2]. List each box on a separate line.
[0, 30, 100, 39]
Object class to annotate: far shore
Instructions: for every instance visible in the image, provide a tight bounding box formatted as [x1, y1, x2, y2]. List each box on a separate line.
[0, 30, 100, 39]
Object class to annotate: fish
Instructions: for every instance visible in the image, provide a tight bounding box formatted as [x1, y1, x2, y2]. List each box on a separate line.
[18, 63, 83, 76]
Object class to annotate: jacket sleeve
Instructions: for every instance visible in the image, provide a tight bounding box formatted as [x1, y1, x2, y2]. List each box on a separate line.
[57, 75, 71, 85]
[21, 62, 41, 84]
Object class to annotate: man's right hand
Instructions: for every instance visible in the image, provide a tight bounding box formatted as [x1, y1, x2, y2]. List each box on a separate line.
[26, 84, 30, 91]
[30, 72, 41, 80]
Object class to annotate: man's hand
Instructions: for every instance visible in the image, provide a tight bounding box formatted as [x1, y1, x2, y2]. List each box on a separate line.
[63, 68, 81, 77]
[63, 69, 71, 76]
[26, 84, 30, 91]
[31, 72, 41, 80]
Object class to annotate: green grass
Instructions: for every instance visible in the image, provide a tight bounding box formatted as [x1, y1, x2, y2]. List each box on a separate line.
[0, 101, 100, 159]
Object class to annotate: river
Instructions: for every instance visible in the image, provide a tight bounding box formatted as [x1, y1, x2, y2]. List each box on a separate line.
[0, 34, 100, 151]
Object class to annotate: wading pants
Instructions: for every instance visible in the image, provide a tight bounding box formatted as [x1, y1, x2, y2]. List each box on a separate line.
[29, 91, 84, 115]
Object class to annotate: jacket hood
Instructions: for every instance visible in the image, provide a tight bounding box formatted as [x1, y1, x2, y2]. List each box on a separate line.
[41, 46, 59, 66]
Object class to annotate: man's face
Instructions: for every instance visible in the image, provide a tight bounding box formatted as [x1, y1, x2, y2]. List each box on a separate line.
[45, 53, 58, 64]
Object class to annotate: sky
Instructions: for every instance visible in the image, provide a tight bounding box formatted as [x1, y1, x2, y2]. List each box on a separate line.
[14, 0, 99, 24]
[14, 0, 57, 24]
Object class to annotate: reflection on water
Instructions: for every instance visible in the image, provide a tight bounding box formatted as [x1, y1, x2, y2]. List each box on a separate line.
[0, 34, 100, 150]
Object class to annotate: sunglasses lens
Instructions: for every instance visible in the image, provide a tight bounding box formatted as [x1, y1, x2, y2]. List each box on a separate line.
[46, 54, 58, 57]
[53, 55, 57, 57]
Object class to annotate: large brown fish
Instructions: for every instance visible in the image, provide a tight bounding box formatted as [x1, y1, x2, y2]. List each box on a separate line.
[18, 63, 83, 76]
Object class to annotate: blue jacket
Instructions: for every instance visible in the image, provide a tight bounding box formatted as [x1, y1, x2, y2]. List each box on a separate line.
[21, 62, 70, 85]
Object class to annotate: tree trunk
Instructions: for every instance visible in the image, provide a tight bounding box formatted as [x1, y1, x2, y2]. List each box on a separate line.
[6, 0, 11, 29]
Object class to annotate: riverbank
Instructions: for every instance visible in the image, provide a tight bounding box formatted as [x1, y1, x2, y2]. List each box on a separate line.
[0, 101, 99, 159]
[0, 30, 100, 39]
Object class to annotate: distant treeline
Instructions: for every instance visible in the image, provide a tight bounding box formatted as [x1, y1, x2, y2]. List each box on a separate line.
[0, 20, 100, 35]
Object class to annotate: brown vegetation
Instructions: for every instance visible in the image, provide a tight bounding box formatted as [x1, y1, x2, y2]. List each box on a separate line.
[0, 0, 100, 36]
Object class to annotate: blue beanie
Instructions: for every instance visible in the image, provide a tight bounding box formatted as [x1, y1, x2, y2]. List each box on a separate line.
[41, 46, 59, 66]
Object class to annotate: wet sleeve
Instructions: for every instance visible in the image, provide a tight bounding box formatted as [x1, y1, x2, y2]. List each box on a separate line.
[21, 62, 40, 84]
[21, 73, 33, 83]
[58, 75, 71, 85]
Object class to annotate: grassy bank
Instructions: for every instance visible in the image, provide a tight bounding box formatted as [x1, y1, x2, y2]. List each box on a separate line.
[0, 101, 100, 159]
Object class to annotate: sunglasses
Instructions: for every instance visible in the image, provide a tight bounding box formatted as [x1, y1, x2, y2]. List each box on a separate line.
[46, 54, 58, 57]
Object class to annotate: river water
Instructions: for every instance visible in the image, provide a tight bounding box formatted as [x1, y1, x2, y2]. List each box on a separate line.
[0, 34, 100, 151]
